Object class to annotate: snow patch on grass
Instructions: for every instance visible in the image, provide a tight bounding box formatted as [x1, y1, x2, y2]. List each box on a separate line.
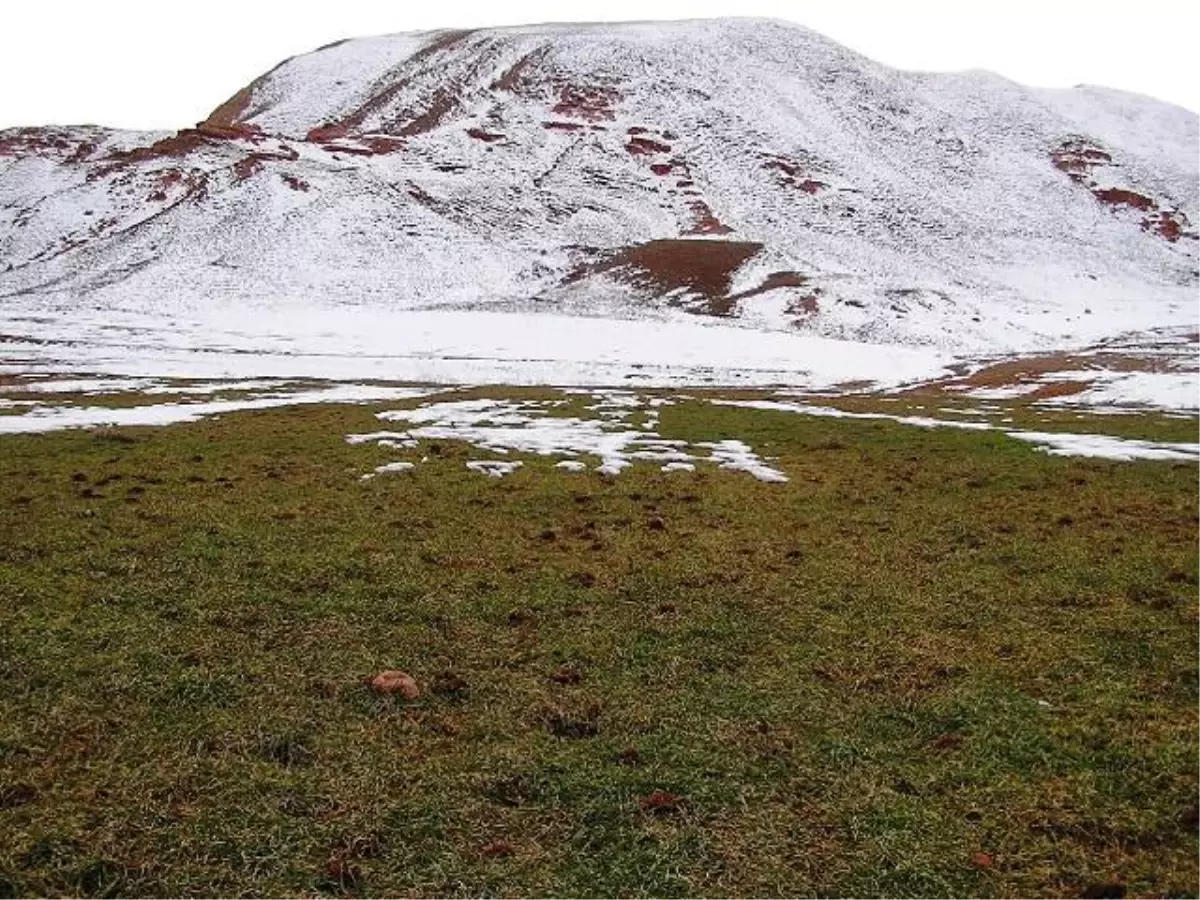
[352, 394, 788, 482]
[714, 398, 1200, 462]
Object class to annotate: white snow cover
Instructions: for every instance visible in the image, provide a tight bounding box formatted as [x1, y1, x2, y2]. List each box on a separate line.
[0, 18, 1195, 393]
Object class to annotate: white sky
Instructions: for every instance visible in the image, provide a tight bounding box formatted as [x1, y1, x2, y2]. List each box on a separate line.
[1, 0, 1197, 131]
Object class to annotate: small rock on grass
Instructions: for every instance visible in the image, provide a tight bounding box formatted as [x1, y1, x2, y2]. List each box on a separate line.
[970, 852, 993, 869]
[638, 789, 682, 813]
[549, 665, 583, 685]
[480, 840, 514, 858]
[370, 670, 420, 699]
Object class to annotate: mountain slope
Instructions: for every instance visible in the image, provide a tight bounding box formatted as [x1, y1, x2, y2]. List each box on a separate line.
[0, 18, 1196, 384]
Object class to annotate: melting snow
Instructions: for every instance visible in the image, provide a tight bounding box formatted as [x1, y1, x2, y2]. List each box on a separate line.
[1006, 431, 1199, 461]
[350, 395, 788, 481]
[0, 384, 437, 434]
[361, 461, 416, 480]
[714, 398, 1200, 462]
[467, 460, 524, 478]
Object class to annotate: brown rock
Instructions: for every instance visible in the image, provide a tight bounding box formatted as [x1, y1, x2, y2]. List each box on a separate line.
[549, 665, 583, 685]
[480, 840, 514, 858]
[970, 852, 993, 869]
[638, 789, 682, 813]
[370, 670, 420, 699]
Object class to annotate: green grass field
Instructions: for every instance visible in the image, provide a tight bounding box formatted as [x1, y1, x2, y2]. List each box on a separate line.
[0, 393, 1196, 898]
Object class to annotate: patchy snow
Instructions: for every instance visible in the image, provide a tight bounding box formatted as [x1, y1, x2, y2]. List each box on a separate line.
[698, 440, 789, 482]
[1045, 371, 1199, 412]
[0, 384, 436, 434]
[1007, 431, 1199, 462]
[964, 384, 1043, 401]
[361, 460, 416, 480]
[714, 398, 1200, 462]
[555, 460, 587, 472]
[350, 394, 788, 481]
[12, 377, 160, 395]
[715, 398, 994, 432]
[661, 461, 695, 472]
[467, 459, 524, 478]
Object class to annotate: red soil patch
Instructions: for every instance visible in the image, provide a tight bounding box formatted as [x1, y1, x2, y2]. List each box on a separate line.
[233, 155, 265, 182]
[685, 201, 734, 236]
[98, 122, 266, 175]
[572, 238, 763, 316]
[1143, 208, 1192, 242]
[788, 292, 821, 316]
[309, 125, 402, 156]
[727, 271, 818, 313]
[1049, 137, 1193, 243]
[650, 163, 673, 176]
[1093, 187, 1155, 211]
[466, 127, 504, 143]
[394, 93, 460, 138]
[337, 30, 475, 132]
[0, 128, 99, 164]
[1051, 138, 1111, 175]
[764, 155, 828, 193]
[322, 143, 375, 157]
[552, 84, 620, 121]
[306, 123, 349, 143]
[543, 121, 584, 132]
[362, 136, 405, 154]
[626, 136, 671, 156]
[281, 174, 310, 192]
[490, 47, 549, 93]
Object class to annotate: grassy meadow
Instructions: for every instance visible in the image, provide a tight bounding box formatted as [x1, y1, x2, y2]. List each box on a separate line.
[0, 392, 1196, 897]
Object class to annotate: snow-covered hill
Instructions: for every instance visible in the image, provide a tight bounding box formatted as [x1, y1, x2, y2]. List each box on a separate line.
[0, 18, 1196, 387]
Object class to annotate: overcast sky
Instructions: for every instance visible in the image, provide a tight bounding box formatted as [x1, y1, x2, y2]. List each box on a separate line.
[1, 0, 1197, 131]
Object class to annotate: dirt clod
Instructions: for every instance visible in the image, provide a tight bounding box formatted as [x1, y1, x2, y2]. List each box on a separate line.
[638, 789, 682, 813]
[370, 670, 420, 699]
